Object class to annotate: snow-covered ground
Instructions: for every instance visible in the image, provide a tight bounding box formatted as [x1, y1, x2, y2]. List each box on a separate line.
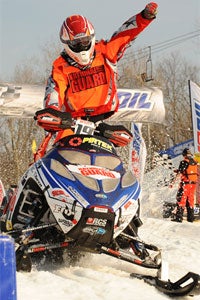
[16, 158, 200, 300]
[16, 218, 200, 300]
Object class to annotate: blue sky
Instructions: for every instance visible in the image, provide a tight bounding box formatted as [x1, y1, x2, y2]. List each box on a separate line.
[0, 0, 200, 79]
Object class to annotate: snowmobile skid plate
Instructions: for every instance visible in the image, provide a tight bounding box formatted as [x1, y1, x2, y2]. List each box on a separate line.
[130, 271, 200, 297]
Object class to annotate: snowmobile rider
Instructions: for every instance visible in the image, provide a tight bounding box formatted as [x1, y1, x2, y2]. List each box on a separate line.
[172, 148, 198, 223]
[34, 3, 158, 159]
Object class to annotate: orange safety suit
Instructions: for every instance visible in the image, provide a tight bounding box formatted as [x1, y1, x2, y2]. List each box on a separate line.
[176, 156, 198, 208]
[43, 12, 155, 141]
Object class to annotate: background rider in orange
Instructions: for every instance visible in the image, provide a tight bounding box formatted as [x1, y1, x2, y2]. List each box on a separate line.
[172, 148, 198, 223]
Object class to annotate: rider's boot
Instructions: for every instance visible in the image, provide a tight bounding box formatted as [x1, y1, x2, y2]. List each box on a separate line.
[187, 207, 194, 223]
[171, 206, 184, 223]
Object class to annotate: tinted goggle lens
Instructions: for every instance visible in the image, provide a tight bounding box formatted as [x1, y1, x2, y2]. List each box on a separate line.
[68, 34, 93, 45]
[66, 35, 94, 52]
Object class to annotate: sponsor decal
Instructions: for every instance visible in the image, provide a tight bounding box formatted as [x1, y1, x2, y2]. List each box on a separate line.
[95, 194, 108, 199]
[130, 123, 146, 182]
[79, 166, 116, 178]
[86, 217, 107, 227]
[118, 90, 153, 110]
[131, 149, 140, 179]
[69, 136, 82, 147]
[159, 139, 194, 158]
[124, 200, 132, 210]
[74, 119, 95, 135]
[58, 218, 74, 227]
[51, 189, 71, 202]
[67, 186, 89, 207]
[113, 195, 128, 210]
[53, 204, 64, 213]
[194, 206, 200, 214]
[82, 226, 106, 235]
[52, 189, 65, 196]
[82, 227, 97, 235]
[190, 81, 200, 152]
[94, 207, 108, 213]
[68, 65, 107, 93]
[53, 204, 77, 223]
[67, 165, 119, 179]
[194, 101, 200, 151]
[97, 228, 106, 235]
[31, 168, 44, 189]
[82, 137, 112, 151]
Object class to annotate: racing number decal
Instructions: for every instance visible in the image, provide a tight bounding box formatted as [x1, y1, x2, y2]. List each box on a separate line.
[75, 123, 94, 135]
[74, 119, 96, 135]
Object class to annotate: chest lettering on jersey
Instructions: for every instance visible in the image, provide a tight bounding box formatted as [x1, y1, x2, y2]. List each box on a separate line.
[68, 65, 107, 93]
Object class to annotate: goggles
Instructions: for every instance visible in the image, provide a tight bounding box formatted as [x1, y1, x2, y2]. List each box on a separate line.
[66, 34, 94, 53]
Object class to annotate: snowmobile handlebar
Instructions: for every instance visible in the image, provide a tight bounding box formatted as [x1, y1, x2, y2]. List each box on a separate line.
[34, 107, 133, 147]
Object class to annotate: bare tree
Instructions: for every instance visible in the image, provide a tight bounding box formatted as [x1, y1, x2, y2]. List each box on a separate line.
[118, 47, 147, 88]
[12, 57, 44, 84]
[11, 39, 62, 84]
[39, 39, 62, 80]
[118, 50, 200, 169]
[0, 118, 43, 187]
[153, 52, 199, 145]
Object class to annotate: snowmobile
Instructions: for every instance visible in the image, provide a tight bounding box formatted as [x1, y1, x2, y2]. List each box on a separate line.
[0, 108, 200, 297]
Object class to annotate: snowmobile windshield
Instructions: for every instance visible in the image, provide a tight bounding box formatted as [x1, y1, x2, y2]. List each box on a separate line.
[58, 149, 122, 171]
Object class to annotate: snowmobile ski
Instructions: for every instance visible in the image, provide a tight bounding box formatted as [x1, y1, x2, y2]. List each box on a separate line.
[130, 271, 200, 297]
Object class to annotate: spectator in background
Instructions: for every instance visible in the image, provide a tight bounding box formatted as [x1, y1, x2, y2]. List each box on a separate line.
[172, 148, 198, 223]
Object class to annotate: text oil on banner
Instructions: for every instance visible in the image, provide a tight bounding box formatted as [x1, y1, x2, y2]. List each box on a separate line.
[0, 85, 165, 124]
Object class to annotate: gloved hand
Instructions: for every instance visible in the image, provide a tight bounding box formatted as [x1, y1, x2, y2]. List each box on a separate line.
[97, 123, 133, 147]
[143, 2, 158, 19]
[34, 107, 72, 132]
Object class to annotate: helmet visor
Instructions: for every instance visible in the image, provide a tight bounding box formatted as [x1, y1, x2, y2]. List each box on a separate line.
[66, 34, 94, 53]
